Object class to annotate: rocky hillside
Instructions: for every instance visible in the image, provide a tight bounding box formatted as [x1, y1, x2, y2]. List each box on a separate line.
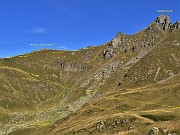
[0, 14, 179, 135]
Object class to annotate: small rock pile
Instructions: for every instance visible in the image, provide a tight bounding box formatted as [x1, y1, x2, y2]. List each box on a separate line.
[148, 127, 177, 135]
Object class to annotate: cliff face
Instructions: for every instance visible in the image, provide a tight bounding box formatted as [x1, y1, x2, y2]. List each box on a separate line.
[0, 15, 180, 135]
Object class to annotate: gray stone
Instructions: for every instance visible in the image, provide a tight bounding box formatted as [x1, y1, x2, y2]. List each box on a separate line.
[148, 127, 159, 135]
[156, 14, 170, 24]
[103, 49, 116, 59]
[148, 127, 173, 135]
[174, 21, 180, 29]
[155, 14, 171, 30]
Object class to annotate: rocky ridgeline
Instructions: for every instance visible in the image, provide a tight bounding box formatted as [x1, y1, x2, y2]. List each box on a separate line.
[103, 29, 156, 60]
[155, 14, 180, 30]
[103, 33, 131, 59]
[103, 15, 179, 60]
[81, 15, 178, 91]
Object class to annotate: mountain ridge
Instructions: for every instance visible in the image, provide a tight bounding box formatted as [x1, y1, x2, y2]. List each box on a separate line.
[0, 14, 180, 135]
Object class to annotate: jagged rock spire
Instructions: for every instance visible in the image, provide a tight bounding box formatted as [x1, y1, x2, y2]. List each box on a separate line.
[155, 14, 170, 24]
[154, 14, 172, 30]
[153, 14, 179, 30]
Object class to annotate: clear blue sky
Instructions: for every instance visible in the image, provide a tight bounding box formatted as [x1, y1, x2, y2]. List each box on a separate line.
[0, 0, 179, 58]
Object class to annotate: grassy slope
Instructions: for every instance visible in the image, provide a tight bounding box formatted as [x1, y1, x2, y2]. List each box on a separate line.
[46, 74, 180, 135]
[123, 29, 180, 86]
[0, 20, 179, 134]
[0, 66, 67, 134]
[35, 29, 180, 135]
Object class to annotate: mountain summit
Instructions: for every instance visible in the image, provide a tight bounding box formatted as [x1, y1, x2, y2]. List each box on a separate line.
[0, 15, 180, 135]
[156, 14, 170, 24]
[151, 14, 179, 30]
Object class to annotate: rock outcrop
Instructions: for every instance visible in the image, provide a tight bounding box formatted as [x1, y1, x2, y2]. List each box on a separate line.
[155, 14, 180, 30]
[174, 21, 180, 29]
[155, 14, 172, 30]
[148, 127, 177, 135]
[60, 61, 88, 72]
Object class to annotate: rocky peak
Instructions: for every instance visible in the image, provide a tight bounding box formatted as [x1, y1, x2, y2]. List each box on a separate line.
[152, 14, 180, 30]
[115, 32, 125, 37]
[155, 14, 170, 24]
[154, 14, 172, 30]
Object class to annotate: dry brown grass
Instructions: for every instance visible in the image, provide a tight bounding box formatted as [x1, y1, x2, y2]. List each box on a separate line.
[157, 120, 180, 133]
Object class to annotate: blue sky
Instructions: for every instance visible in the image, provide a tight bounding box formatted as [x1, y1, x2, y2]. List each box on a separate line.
[0, 0, 179, 58]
